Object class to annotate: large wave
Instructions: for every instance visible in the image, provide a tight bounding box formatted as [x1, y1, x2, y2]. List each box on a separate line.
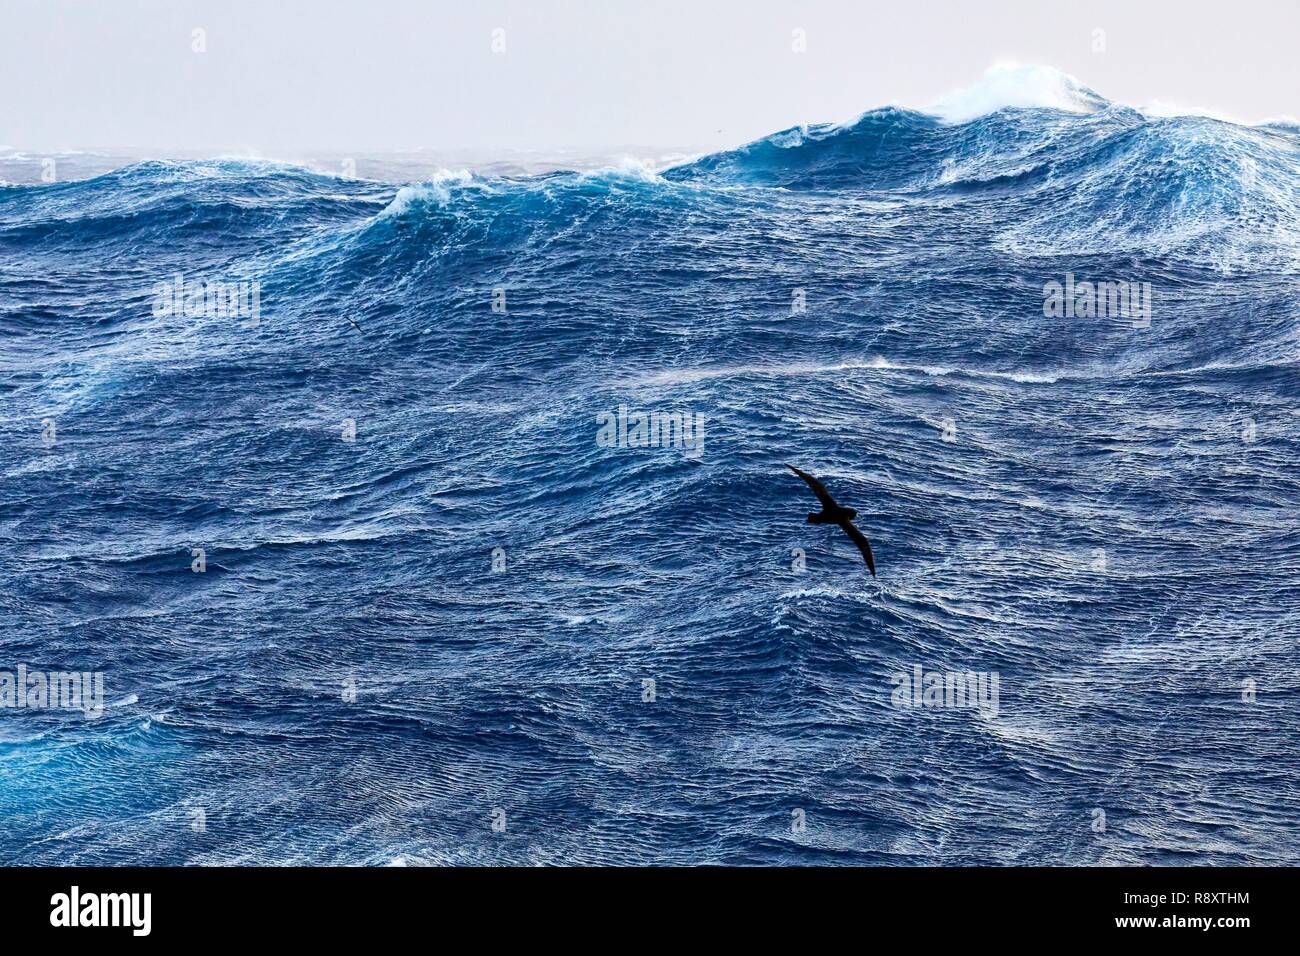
[661, 68, 1300, 273]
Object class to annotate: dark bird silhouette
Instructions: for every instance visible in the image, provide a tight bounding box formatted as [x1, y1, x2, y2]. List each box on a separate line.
[787, 464, 877, 576]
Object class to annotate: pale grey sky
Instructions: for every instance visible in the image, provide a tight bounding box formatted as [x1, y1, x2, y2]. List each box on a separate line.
[1, 0, 1295, 153]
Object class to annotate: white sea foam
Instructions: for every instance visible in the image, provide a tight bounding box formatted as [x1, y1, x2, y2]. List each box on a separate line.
[920, 63, 1293, 130]
[769, 126, 809, 149]
[580, 157, 667, 183]
[630, 355, 1063, 387]
[927, 64, 1110, 124]
[379, 169, 476, 216]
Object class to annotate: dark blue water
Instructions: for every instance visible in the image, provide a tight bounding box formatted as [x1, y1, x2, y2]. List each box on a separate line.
[2, 91, 1299, 864]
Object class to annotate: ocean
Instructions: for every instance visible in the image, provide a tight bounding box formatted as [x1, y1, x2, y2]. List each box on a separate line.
[2, 73, 1298, 865]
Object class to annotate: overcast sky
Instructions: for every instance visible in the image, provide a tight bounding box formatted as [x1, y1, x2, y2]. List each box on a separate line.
[2, 0, 1295, 153]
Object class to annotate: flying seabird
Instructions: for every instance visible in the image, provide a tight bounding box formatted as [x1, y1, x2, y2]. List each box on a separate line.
[787, 464, 877, 576]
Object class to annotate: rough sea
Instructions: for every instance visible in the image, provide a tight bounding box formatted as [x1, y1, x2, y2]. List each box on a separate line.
[2, 71, 1298, 864]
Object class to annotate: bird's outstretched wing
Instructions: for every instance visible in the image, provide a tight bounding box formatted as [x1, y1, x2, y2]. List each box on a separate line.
[787, 464, 838, 510]
[839, 520, 877, 577]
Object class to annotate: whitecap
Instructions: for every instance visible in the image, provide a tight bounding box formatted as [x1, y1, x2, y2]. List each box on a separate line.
[377, 169, 476, 217]
[927, 63, 1110, 124]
